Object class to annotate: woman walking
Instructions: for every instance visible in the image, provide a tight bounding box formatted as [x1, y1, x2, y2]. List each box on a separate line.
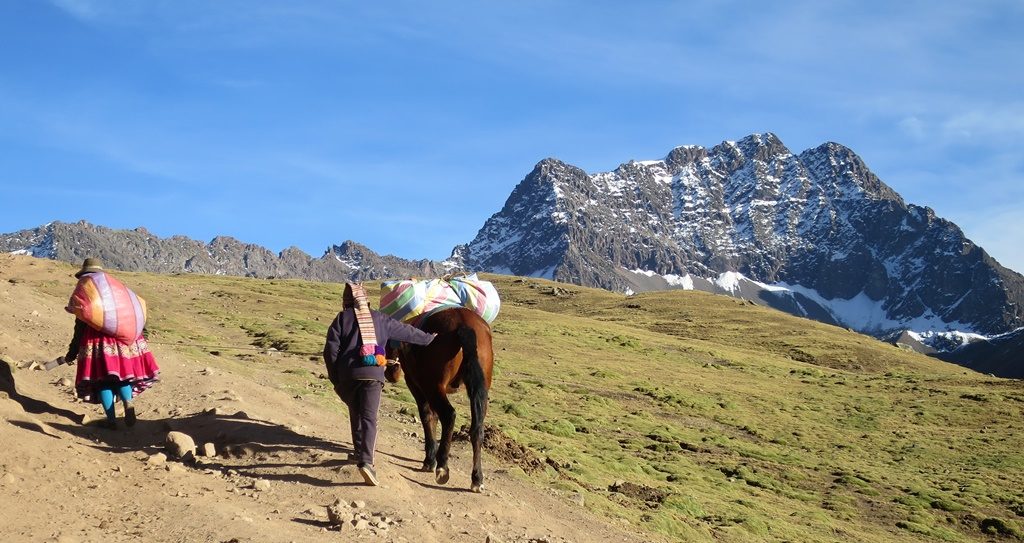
[64, 258, 160, 429]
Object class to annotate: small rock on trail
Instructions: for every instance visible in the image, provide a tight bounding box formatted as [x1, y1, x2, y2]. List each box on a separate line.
[165, 431, 196, 461]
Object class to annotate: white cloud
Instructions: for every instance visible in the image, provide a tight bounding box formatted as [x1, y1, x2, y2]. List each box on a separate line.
[885, 104, 1024, 151]
[36, 111, 199, 182]
[898, 116, 926, 140]
[941, 104, 1024, 142]
[49, 0, 100, 21]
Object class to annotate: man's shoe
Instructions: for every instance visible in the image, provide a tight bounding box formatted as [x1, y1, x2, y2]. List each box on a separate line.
[358, 464, 379, 486]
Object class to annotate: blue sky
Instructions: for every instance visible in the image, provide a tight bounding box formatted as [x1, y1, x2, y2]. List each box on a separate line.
[1, 0, 1022, 273]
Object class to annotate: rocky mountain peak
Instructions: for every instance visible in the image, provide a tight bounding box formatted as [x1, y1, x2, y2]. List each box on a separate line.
[459, 133, 1024, 341]
[330, 240, 370, 256]
[664, 145, 708, 170]
[735, 132, 791, 161]
[799, 142, 903, 203]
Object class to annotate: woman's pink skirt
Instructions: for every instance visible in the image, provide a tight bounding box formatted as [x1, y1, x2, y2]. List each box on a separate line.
[75, 327, 160, 403]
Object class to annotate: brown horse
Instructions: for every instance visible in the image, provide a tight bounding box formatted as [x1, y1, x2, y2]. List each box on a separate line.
[386, 307, 493, 492]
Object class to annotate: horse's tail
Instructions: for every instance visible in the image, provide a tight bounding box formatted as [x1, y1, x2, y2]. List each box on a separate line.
[458, 325, 488, 440]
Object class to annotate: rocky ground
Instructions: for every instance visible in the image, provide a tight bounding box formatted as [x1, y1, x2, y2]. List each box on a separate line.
[0, 255, 655, 543]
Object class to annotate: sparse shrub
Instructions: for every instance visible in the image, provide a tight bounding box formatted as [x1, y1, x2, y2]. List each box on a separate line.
[1008, 499, 1024, 517]
[981, 517, 1023, 538]
[790, 367, 823, 378]
[822, 499, 855, 518]
[895, 494, 931, 509]
[897, 520, 961, 542]
[534, 419, 576, 437]
[606, 334, 640, 348]
[897, 520, 931, 535]
[930, 498, 965, 512]
[644, 442, 681, 452]
[502, 402, 529, 418]
[835, 473, 879, 496]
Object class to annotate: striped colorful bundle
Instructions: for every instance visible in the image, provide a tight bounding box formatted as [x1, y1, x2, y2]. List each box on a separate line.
[65, 272, 147, 344]
[379, 278, 457, 323]
[379, 274, 500, 325]
[447, 274, 501, 323]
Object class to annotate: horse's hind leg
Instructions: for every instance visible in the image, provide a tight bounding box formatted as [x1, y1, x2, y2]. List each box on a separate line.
[460, 324, 489, 492]
[409, 380, 438, 471]
[431, 395, 457, 485]
[467, 385, 488, 492]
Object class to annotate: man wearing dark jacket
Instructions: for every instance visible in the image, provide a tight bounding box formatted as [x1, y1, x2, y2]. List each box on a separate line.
[323, 283, 435, 486]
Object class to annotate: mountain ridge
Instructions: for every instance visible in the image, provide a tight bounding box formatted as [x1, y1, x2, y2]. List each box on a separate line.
[3, 133, 1022, 374]
[453, 132, 1024, 339]
[0, 221, 445, 282]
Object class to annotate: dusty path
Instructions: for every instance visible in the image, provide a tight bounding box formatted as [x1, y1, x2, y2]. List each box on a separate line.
[0, 255, 657, 543]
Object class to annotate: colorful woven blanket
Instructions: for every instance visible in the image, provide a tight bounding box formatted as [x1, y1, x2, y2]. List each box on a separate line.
[65, 272, 147, 344]
[349, 283, 387, 366]
[379, 274, 500, 325]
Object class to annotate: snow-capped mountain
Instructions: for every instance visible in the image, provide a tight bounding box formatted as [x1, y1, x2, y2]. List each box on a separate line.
[452, 133, 1024, 339]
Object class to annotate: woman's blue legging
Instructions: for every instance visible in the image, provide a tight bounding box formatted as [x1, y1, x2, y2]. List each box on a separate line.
[98, 382, 133, 421]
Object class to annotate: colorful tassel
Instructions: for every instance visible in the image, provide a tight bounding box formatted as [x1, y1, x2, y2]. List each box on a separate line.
[360, 344, 387, 366]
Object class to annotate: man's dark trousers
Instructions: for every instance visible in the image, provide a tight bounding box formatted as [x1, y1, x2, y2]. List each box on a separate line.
[336, 378, 383, 466]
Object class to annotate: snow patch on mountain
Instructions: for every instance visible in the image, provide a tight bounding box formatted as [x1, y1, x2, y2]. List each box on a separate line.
[630, 267, 990, 350]
[631, 269, 695, 289]
[906, 330, 988, 352]
[714, 272, 745, 294]
[669, 275, 694, 289]
[334, 253, 360, 270]
[3, 229, 56, 259]
[12, 243, 54, 259]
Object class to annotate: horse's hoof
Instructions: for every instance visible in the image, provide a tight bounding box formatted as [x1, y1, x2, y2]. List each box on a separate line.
[471, 483, 483, 493]
[421, 460, 436, 472]
[435, 466, 450, 485]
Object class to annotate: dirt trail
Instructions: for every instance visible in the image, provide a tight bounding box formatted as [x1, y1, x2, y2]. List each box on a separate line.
[0, 255, 655, 543]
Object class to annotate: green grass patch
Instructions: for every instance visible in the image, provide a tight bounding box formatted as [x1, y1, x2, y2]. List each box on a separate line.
[26, 265, 1020, 543]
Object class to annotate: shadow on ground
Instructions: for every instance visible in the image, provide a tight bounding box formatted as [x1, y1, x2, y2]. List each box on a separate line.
[46, 410, 358, 486]
[3, 357, 356, 486]
[0, 358, 82, 423]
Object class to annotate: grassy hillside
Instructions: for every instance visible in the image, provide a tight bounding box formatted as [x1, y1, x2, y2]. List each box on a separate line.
[31, 263, 1024, 542]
